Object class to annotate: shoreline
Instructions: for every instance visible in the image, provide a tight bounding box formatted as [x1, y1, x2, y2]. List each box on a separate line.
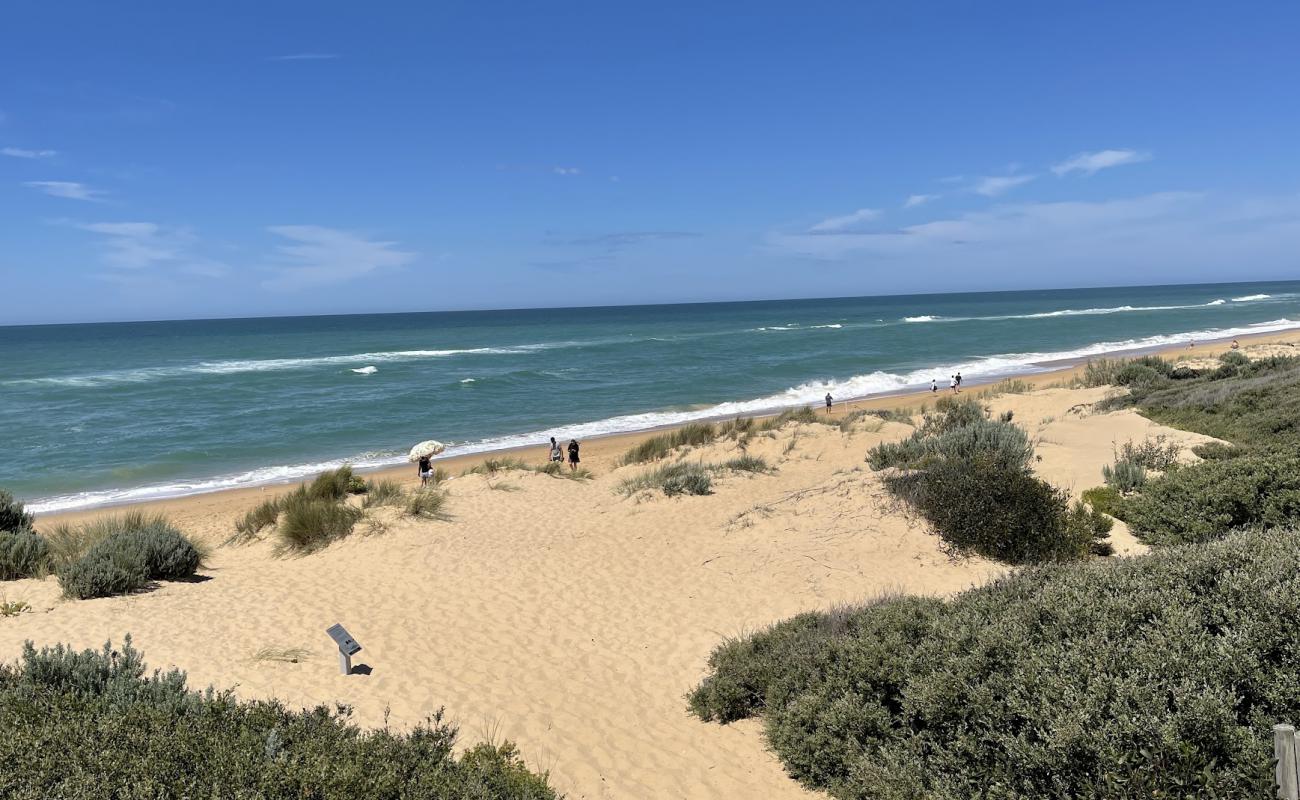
[31, 326, 1299, 524]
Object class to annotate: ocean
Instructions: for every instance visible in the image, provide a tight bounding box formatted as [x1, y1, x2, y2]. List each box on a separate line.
[4, 281, 1299, 513]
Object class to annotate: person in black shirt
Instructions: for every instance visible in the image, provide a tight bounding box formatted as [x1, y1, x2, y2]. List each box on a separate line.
[567, 439, 581, 472]
[417, 455, 433, 486]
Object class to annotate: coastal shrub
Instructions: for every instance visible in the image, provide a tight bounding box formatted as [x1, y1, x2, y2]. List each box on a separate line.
[1220, 349, 1250, 368]
[885, 455, 1096, 563]
[1192, 441, 1246, 461]
[0, 638, 557, 798]
[361, 479, 405, 508]
[57, 516, 202, 600]
[1121, 446, 1300, 546]
[620, 423, 718, 465]
[762, 406, 821, 429]
[275, 495, 363, 555]
[1080, 357, 1127, 387]
[1103, 355, 1300, 445]
[1115, 435, 1182, 471]
[0, 531, 51, 580]
[688, 528, 1300, 798]
[1081, 485, 1124, 519]
[1102, 458, 1147, 492]
[867, 415, 1032, 472]
[405, 488, 450, 520]
[462, 458, 530, 476]
[0, 489, 34, 533]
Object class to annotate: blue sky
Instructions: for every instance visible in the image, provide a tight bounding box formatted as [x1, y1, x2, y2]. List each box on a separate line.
[2, 1, 1298, 324]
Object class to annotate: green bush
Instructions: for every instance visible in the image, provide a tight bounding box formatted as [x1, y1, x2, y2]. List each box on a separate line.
[57, 516, 202, 600]
[1192, 441, 1246, 460]
[275, 495, 362, 554]
[0, 638, 557, 798]
[306, 466, 362, 501]
[1121, 447, 1300, 545]
[0, 489, 34, 533]
[885, 455, 1097, 563]
[405, 488, 450, 520]
[867, 415, 1031, 472]
[1080, 357, 1128, 387]
[1220, 349, 1250, 368]
[1116, 435, 1182, 471]
[1102, 458, 1147, 492]
[0, 531, 51, 580]
[689, 528, 1300, 798]
[1081, 485, 1124, 518]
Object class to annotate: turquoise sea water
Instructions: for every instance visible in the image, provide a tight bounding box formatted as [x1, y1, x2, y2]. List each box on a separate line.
[4, 281, 1299, 513]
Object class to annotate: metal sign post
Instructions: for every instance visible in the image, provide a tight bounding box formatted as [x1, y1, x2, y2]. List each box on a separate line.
[325, 623, 363, 675]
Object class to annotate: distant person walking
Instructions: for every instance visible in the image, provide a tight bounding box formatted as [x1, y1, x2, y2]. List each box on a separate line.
[955, 372, 963, 389]
[567, 439, 581, 472]
[950, 375, 959, 394]
[825, 392, 833, 414]
[931, 378, 938, 394]
[417, 454, 433, 486]
[548, 436, 563, 463]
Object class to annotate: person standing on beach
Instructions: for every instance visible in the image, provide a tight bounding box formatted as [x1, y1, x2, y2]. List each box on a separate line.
[825, 392, 833, 414]
[548, 437, 563, 464]
[950, 375, 959, 393]
[931, 378, 938, 394]
[955, 372, 963, 389]
[417, 454, 433, 486]
[567, 439, 581, 472]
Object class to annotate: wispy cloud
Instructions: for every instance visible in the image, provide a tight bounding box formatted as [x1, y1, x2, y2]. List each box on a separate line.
[268, 53, 340, 61]
[25, 181, 106, 201]
[263, 225, 415, 289]
[1052, 148, 1151, 176]
[3, 146, 56, 159]
[77, 222, 190, 269]
[809, 208, 881, 233]
[903, 194, 938, 209]
[553, 166, 581, 176]
[565, 230, 697, 249]
[972, 174, 1035, 197]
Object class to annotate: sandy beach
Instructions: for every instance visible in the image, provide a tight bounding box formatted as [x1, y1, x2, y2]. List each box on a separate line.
[0, 335, 1288, 798]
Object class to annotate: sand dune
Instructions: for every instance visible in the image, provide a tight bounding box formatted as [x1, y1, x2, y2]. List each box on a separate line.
[0, 386, 1225, 797]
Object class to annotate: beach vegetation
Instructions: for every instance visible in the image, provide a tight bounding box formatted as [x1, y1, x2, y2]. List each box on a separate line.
[1, 597, 30, 617]
[620, 423, 719, 465]
[0, 637, 557, 798]
[405, 487, 450, 520]
[1102, 458, 1147, 493]
[1121, 446, 1300, 546]
[0, 489, 34, 534]
[233, 496, 284, 541]
[361, 479, 405, 508]
[978, 378, 1033, 397]
[661, 468, 713, 497]
[57, 513, 202, 600]
[274, 493, 363, 555]
[1081, 485, 1124, 519]
[1115, 434, 1183, 471]
[251, 646, 313, 664]
[722, 455, 772, 474]
[1192, 440, 1246, 460]
[307, 465, 364, 501]
[0, 531, 51, 581]
[868, 397, 1104, 563]
[689, 528, 1300, 798]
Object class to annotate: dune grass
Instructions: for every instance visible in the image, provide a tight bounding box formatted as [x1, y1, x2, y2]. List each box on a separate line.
[619, 423, 719, 465]
[618, 456, 772, 497]
[274, 493, 363, 555]
[251, 646, 313, 664]
[405, 487, 451, 520]
[360, 478, 405, 508]
[464, 458, 591, 481]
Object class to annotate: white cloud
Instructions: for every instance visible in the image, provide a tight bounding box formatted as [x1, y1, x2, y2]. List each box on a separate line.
[972, 174, 1035, 197]
[76, 222, 196, 269]
[903, 194, 938, 209]
[24, 181, 105, 201]
[3, 146, 56, 159]
[809, 208, 881, 233]
[1052, 149, 1150, 176]
[553, 166, 581, 176]
[263, 225, 415, 289]
[268, 53, 340, 61]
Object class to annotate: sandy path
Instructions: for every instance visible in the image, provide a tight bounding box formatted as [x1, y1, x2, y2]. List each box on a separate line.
[0, 387, 1224, 797]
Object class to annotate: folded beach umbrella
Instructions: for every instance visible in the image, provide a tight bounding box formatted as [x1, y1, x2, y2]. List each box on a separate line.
[408, 440, 446, 461]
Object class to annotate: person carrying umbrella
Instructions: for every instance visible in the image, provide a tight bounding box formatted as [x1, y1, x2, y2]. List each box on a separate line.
[408, 440, 446, 486]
